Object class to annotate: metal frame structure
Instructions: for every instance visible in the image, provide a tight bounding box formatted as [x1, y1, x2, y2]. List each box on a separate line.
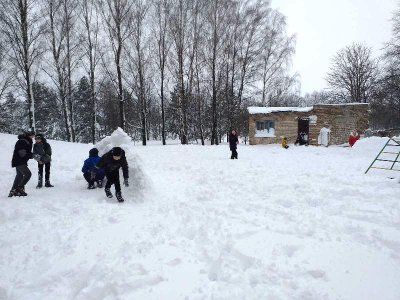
[365, 138, 400, 174]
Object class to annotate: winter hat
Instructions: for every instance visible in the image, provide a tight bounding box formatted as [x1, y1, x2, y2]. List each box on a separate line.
[35, 133, 44, 140]
[89, 148, 99, 157]
[25, 130, 36, 137]
[111, 147, 122, 156]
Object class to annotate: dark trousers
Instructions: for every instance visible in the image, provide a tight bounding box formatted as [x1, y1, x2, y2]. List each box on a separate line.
[38, 162, 51, 181]
[231, 148, 238, 159]
[83, 172, 105, 185]
[12, 165, 32, 189]
[105, 171, 121, 193]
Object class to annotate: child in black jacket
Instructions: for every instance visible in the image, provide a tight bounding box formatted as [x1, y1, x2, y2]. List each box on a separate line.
[9, 131, 35, 197]
[96, 147, 129, 202]
[33, 133, 53, 188]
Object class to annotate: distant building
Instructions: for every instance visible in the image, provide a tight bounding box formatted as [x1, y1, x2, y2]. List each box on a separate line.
[247, 103, 369, 145]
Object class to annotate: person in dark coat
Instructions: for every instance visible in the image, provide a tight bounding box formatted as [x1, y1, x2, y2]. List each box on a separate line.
[82, 148, 105, 189]
[9, 131, 35, 197]
[33, 133, 53, 188]
[229, 129, 239, 159]
[96, 147, 129, 202]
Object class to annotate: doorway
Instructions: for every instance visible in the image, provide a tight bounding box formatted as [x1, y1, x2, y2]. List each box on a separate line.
[297, 118, 309, 145]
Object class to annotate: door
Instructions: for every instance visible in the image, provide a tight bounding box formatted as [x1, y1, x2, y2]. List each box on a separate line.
[297, 118, 309, 145]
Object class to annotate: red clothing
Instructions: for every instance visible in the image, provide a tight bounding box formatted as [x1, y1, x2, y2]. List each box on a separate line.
[349, 133, 360, 147]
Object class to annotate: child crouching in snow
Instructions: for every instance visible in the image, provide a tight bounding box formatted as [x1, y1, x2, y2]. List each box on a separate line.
[96, 147, 129, 202]
[281, 136, 289, 149]
[82, 148, 105, 189]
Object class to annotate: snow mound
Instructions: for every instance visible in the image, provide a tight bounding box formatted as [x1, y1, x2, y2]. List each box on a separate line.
[95, 128, 150, 201]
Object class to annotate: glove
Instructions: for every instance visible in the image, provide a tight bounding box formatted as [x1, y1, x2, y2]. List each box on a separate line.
[90, 171, 96, 180]
[124, 179, 129, 187]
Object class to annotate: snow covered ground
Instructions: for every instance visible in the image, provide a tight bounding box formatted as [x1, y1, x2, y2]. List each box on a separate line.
[0, 131, 399, 300]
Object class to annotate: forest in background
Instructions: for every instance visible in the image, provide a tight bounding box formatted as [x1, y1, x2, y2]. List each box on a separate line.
[0, 0, 398, 144]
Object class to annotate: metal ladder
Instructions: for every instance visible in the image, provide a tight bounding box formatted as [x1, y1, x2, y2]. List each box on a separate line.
[365, 137, 400, 173]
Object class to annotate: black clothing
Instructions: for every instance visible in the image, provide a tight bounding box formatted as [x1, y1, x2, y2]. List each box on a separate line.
[83, 172, 104, 187]
[12, 165, 32, 190]
[96, 149, 129, 179]
[33, 141, 52, 163]
[38, 162, 51, 181]
[229, 133, 238, 150]
[96, 148, 128, 197]
[89, 148, 99, 157]
[229, 133, 238, 159]
[105, 170, 121, 193]
[12, 135, 33, 168]
[231, 149, 238, 159]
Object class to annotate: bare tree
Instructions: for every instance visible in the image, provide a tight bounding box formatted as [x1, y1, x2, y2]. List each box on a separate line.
[205, 0, 230, 145]
[152, 0, 171, 145]
[127, 0, 150, 145]
[100, 0, 134, 131]
[260, 10, 295, 106]
[326, 43, 378, 103]
[81, 0, 101, 144]
[0, 0, 44, 131]
[0, 41, 15, 102]
[169, 0, 191, 144]
[44, 0, 80, 142]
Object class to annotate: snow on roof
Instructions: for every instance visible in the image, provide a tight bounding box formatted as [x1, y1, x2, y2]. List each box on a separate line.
[315, 103, 369, 106]
[247, 106, 313, 114]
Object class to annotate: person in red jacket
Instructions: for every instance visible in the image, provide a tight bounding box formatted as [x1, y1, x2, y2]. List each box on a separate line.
[348, 130, 360, 147]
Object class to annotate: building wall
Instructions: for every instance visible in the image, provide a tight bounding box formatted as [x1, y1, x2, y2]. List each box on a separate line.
[312, 104, 369, 145]
[248, 104, 369, 145]
[249, 112, 309, 145]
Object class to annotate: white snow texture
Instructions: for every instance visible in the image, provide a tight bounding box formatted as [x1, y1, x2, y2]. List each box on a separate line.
[0, 130, 399, 300]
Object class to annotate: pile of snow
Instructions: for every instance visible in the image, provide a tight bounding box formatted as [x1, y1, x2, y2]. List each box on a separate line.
[96, 128, 150, 201]
[0, 133, 399, 299]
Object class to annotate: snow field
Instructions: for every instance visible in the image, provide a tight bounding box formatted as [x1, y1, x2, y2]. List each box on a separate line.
[0, 133, 399, 300]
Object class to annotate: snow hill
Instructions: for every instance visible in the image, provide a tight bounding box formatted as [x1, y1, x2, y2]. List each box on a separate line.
[0, 131, 399, 300]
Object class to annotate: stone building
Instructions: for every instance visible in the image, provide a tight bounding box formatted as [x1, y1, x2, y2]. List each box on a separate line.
[248, 103, 369, 145]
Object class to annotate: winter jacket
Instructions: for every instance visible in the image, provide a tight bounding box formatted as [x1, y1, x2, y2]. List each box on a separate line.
[281, 137, 288, 149]
[82, 156, 105, 178]
[11, 134, 33, 168]
[348, 133, 360, 147]
[96, 150, 129, 179]
[229, 133, 239, 150]
[33, 139, 52, 163]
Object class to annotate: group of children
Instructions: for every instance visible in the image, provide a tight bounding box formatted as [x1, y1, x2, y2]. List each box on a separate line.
[280, 129, 360, 149]
[9, 131, 129, 202]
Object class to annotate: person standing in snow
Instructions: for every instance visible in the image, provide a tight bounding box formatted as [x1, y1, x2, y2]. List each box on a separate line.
[33, 134, 54, 188]
[318, 124, 331, 147]
[348, 130, 360, 147]
[9, 130, 35, 197]
[82, 148, 105, 189]
[229, 129, 239, 159]
[96, 147, 129, 202]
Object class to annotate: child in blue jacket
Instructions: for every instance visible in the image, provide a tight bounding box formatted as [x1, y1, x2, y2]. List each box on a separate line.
[82, 148, 105, 189]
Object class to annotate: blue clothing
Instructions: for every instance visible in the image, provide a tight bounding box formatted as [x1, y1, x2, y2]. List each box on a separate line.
[82, 156, 105, 178]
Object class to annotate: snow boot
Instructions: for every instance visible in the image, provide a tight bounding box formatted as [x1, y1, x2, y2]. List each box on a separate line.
[36, 174, 43, 189]
[88, 183, 96, 189]
[97, 180, 103, 188]
[105, 188, 113, 198]
[8, 189, 16, 197]
[116, 192, 124, 203]
[45, 180, 54, 188]
[17, 187, 27, 197]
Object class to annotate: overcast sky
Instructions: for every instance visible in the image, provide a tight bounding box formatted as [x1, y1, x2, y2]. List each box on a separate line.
[271, 0, 399, 95]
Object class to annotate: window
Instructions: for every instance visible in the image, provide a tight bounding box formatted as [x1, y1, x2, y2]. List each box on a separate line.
[255, 120, 275, 137]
